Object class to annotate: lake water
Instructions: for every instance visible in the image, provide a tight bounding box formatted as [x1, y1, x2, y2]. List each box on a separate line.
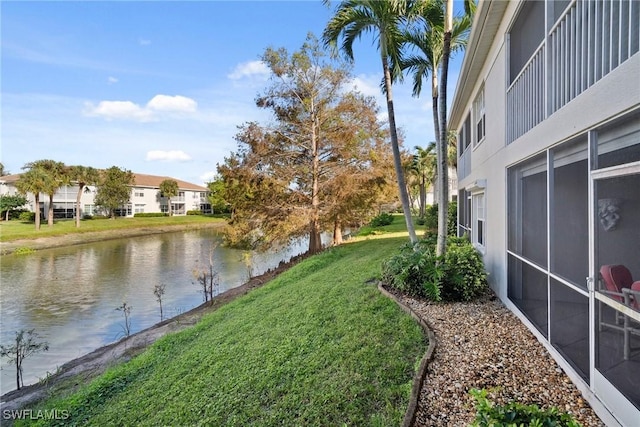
[0, 228, 312, 395]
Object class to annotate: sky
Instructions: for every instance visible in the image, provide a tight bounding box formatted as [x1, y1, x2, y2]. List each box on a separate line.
[1, 0, 465, 187]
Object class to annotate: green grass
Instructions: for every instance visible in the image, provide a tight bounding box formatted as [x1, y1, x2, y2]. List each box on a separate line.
[355, 213, 426, 237]
[0, 215, 226, 242]
[21, 236, 426, 427]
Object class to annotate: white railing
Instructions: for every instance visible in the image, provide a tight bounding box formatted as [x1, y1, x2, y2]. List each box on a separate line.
[549, 0, 640, 114]
[507, 43, 546, 144]
[507, 0, 639, 144]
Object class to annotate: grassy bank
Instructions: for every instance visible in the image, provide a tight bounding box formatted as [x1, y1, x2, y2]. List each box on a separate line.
[19, 235, 426, 426]
[0, 215, 226, 242]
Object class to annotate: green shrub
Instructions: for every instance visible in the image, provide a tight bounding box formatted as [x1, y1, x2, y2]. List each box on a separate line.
[18, 211, 35, 222]
[415, 217, 426, 226]
[423, 202, 458, 236]
[369, 212, 394, 227]
[470, 389, 581, 427]
[381, 237, 487, 302]
[186, 210, 203, 215]
[448, 201, 457, 236]
[424, 204, 438, 230]
[133, 212, 168, 218]
[440, 237, 488, 302]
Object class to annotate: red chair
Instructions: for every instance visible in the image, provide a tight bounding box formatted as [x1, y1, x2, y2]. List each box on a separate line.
[599, 264, 633, 303]
[599, 265, 640, 359]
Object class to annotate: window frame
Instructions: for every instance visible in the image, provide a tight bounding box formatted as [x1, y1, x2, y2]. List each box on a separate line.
[473, 85, 485, 147]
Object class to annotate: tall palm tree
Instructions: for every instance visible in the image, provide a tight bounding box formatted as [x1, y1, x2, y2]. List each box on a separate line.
[68, 165, 100, 227]
[323, 0, 419, 244]
[15, 167, 49, 230]
[401, 0, 471, 146]
[401, 0, 473, 255]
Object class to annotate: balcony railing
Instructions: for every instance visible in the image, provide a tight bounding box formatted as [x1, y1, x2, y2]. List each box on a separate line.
[507, 42, 545, 144]
[507, 0, 639, 144]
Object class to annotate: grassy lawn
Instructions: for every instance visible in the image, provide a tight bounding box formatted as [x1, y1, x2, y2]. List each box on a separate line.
[354, 213, 427, 238]
[21, 235, 426, 426]
[0, 215, 226, 242]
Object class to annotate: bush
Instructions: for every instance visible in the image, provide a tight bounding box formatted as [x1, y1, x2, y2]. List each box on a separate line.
[470, 389, 581, 427]
[186, 210, 203, 215]
[381, 241, 442, 300]
[369, 212, 394, 227]
[440, 236, 488, 302]
[133, 212, 168, 218]
[422, 202, 458, 236]
[381, 237, 487, 302]
[18, 211, 35, 222]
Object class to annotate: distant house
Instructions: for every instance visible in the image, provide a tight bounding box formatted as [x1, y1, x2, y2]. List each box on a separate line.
[0, 173, 211, 218]
[450, 1, 639, 426]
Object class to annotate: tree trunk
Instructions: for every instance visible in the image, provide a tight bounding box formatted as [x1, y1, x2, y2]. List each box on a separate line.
[47, 194, 54, 227]
[75, 184, 84, 227]
[382, 56, 418, 244]
[332, 219, 343, 246]
[34, 194, 41, 230]
[308, 102, 323, 255]
[436, 1, 454, 257]
[168, 198, 172, 216]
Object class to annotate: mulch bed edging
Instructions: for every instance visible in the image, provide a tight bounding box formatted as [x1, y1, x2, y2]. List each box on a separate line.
[377, 283, 436, 427]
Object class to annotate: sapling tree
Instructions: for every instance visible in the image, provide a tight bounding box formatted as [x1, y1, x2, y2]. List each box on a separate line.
[115, 302, 132, 338]
[153, 284, 166, 321]
[0, 329, 49, 390]
[242, 251, 254, 281]
[193, 246, 219, 303]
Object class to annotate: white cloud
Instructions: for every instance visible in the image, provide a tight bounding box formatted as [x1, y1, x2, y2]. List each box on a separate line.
[349, 75, 381, 98]
[227, 60, 269, 80]
[84, 100, 153, 122]
[84, 94, 197, 121]
[147, 94, 197, 113]
[107, 76, 118, 84]
[139, 38, 151, 46]
[145, 150, 192, 162]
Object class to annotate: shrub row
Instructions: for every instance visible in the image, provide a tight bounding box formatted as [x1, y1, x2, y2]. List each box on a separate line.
[186, 210, 203, 215]
[133, 212, 168, 218]
[381, 235, 488, 302]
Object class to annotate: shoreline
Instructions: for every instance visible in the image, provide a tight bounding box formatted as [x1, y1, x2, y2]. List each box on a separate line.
[0, 221, 227, 255]
[0, 251, 308, 414]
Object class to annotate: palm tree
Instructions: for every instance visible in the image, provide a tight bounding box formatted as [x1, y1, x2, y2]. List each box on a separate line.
[15, 167, 49, 230]
[323, 0, 419, 244]
[68, 165, 100, 227]
[412, 143, 437, 218]
[159, 179, 179, 216]
[24, 160, 68, 227]
[401, 0, 472, 255]
[401, 0, 471, 146]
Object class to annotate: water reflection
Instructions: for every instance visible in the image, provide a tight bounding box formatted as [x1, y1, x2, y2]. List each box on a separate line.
[0, 228, 310, 395]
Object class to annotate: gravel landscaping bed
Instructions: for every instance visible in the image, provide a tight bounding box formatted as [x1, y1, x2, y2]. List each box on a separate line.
[397, 291, 605, 427]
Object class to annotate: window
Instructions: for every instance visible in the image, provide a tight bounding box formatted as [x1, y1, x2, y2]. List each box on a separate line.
[134, 190, 144, 197]
[473, 87, 485, 145]
[472, 192, 486, 249]
[509, 0, 544, 84]
[134, 204, 145, 213]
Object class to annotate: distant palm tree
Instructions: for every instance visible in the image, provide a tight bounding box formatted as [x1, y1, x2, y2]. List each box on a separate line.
[412, 143, 437, 218]
[323, 0, 420, 243]
[68, 165, 100, 227]
[15, 167, 49, 230]
[159, 179, 179, 216]
[24, 160, 68, 227]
